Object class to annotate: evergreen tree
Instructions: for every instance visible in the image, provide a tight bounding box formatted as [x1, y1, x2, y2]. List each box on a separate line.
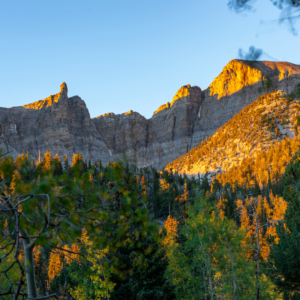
[269, 151, 300, 299]
[110, 239, 175, 300]
[64, 154, 69, 170]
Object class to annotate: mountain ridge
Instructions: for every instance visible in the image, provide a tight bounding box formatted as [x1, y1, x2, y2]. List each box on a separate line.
[166, 88, 300, 177]
[1, 59, 300, 170]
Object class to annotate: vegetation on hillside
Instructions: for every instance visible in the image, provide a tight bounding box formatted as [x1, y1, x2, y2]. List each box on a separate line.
[167, 86, 300, 185]
[2, 86, 300, 299]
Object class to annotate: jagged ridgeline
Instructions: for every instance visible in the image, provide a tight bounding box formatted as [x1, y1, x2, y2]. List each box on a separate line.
[166, 85, 300, 189]
[1, 59, 300, 170]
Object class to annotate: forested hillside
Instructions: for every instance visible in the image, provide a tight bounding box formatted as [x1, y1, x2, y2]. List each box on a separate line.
[167, 85, 300, 190]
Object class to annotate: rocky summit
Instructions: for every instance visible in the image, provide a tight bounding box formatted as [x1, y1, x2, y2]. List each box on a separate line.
[1, 60, 300, 169]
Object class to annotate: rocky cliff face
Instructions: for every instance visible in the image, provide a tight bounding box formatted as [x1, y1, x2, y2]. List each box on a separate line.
[1, 60, 300, 169]
[93, 85, 201, 168]
[93, 60, 300, 169]
[190, 60, 300, 150]
[0, 83, 112, 164]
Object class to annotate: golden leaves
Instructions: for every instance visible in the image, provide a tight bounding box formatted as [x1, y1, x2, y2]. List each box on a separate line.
[159, 178, 170, 191]
[216, 197, 227, 220]
[71, 153, 83, 167]
[163, 216, 179, 248]
[237, 194, 288, 261]
[48, 249, 63, 282]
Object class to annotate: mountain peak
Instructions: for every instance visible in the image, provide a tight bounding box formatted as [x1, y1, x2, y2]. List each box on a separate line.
[23, 82, 68, 110]
[171, 84, 191, 105]
[60, 82, 68, 93]
[208, 59, 300, 99]
[154, 84, 199, 115]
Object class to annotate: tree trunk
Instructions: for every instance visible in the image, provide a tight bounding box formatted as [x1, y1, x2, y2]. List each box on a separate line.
[226, 237, 237, 300]
[21, 232, 38, 299]
[255, 214, 260, 300]
[195, 224, 214, 300]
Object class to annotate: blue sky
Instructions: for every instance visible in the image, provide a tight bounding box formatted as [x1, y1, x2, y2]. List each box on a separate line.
[0, 0, 299, 119]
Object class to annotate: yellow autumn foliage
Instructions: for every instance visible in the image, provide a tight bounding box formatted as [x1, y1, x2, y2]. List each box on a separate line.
[69, 229, 116, 299]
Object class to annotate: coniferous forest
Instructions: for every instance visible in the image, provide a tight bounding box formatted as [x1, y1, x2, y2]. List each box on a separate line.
[2, 85, 300, 300]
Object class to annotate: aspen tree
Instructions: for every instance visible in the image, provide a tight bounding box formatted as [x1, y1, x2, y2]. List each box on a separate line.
[237, 194, 287, 299]
[48, 250, 63, 282]
[44, 150, 53, 169]
[165, 193, 259, 299]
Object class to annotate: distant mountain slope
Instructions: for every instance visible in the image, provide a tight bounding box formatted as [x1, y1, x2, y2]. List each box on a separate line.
[166, 86, 300, 187]
[1, 60, 300, 169]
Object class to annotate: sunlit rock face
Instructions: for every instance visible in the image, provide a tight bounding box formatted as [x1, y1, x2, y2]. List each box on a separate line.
[0, 84, 111, 164]
[22, 82, 68, 109]
[94, 61, 300, 169]
[191, 60, 300, 150]
[209, 60, 300, 99]
[146, 85, 202, 168]
[1, 60, 300, 169]
[154, 85, 192, 114]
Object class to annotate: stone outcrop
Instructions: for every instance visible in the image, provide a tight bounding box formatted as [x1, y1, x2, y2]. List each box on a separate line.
[208, 60, 300, 99]
[191, 60, 300, 147]
[93, 85, 201, 168]
[1, 60, 300, 169]
[93, 60, 300, 169]
[22, 82, 68, 109]
[0, 83, 112, 164]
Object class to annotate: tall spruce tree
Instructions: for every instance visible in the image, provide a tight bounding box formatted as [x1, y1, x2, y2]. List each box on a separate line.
[268, 151, 300, 299]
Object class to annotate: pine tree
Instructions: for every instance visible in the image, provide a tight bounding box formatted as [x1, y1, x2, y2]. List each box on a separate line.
[53, 153, 63, 175]
[269, 151, 300, 299]
[64, 154, 69, 170]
